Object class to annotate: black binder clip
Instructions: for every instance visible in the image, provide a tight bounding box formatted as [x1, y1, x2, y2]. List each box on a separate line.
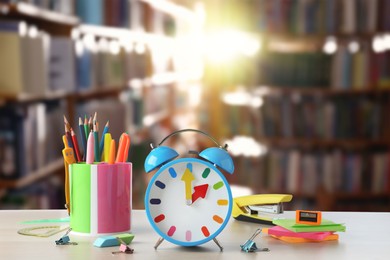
[112, 237, 134, 255]
[240, 228, 269, 253]
[55, 228, 77, 245]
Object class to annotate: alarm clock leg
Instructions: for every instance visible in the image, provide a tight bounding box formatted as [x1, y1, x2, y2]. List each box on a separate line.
[213, 237, 223, 251]
[154, 237, 164, 250]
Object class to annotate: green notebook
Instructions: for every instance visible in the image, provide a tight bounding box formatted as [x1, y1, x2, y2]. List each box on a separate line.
[273, 219, 346, 233]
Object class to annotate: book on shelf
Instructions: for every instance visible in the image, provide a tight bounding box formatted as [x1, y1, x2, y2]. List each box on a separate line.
[49, 36, 76, 93]
[0, 101, 66, 180]
[253, 0, 387, 35]
[263, 148, 390, 195]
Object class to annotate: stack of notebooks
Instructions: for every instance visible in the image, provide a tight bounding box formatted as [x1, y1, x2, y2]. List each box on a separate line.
[263, 219, 346, 243]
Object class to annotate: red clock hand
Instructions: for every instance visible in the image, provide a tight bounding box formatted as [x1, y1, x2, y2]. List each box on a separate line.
[192, 184, 209, 203]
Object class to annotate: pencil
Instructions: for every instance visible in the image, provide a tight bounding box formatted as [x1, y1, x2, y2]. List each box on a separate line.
[86, 131, 94, 164]
[123, 133, 131, 162]
[84, 115, 89, 139]
[99, 121, 109, 161]
[71, 128, 82, 162]
[103, 133, 112, 163]
[93, 120, 99, 162]
[64, 125, 73, 148]
[79, 117, 87, 160]
[115, 133, 126, 163]
[108, 139, 115, 164]
[63, 115, 71, 132]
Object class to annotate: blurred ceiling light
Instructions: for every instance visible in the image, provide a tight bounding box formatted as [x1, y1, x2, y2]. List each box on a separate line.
[18, 21, 27, 37]
[222, 88, 263, 108]
[203, 30, 260, 63]
[109, 40, 121, 55]
[373, 35, 385, 52]
[28, 25, 38, 38]
[323, 36, 337, 54]
[226, 136, 267, 157]
[384, 34, 390, 49]
[348, 41, 359, 53]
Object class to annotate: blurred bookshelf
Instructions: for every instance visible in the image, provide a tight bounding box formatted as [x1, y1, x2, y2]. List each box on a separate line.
[0, 0, 202, 209]
[201, 0, 390, 211]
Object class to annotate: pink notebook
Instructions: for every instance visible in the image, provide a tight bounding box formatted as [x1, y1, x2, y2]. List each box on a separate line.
[268, 226, 334, 240]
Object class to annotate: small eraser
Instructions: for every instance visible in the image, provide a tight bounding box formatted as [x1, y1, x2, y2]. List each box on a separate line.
[119, 244, 127, 252]
[93, 233, 135, 248]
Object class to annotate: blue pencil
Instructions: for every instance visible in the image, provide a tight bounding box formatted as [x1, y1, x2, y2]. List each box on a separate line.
[99, 120, 109, 160]
[93, 112, 99, 162]
[78, 117, 87, 161]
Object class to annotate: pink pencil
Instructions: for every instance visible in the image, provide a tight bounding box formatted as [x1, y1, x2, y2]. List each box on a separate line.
[86, 131, 95, 164]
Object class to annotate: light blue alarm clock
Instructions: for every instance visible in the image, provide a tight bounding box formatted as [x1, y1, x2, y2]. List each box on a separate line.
[144, 129, 234, 250]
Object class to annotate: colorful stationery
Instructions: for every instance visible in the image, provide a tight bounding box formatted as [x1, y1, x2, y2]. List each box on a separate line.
[272, 218, 346, 233]
[103, 133, 112, 163]
[62, 135, 76, 215]
[99, 120, 109, 160]
[93, 112, 99, 162]
[264, 226, 334, 240]
[86, 131, 95, 164]
[71, 128, 82, 162]
[108, 139, 116, 164]
[79, 117, 87, 160]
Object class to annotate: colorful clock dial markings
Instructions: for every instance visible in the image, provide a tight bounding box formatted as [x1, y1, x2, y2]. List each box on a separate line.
[150, 198, 161, 205]
[217, 199, 229, 206]
[154, 214, 165, 223]
[186, 163, 193, 172]
[213, 215, 224, 224]
[168, 167, 177, 178]
[213, 181, 224, 190]
[202, 168, 211, 178]
[186, 230, 192, 241]
[201, 226, 210, 237]
[167, 226, 176, 237]
[155, 180, 166, 189]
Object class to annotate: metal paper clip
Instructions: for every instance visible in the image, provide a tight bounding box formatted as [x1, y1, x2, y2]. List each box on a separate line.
[55, 228, 77, 245]
[240, 228, 269, 253]
[112, 237, 134, 255]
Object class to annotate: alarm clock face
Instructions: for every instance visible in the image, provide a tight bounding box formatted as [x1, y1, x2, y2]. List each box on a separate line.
[145, 158, 232, 246]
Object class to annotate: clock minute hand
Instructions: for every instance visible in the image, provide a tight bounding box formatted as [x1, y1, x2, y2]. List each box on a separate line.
[192, 184, 209, 203]
[181, 168, 195, 205]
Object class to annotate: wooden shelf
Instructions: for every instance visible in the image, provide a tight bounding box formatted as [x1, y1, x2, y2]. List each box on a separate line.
[0, 158, 63, 189]
[257, 137, 390, 149]
[0, 2, 79, 35]
[253, 86, 390, 97]
[261, 32, 390, 52]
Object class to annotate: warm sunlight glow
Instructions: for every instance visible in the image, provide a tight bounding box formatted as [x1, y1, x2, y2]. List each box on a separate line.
[225, 136, 267, 157]
[203, 30, 260, 63]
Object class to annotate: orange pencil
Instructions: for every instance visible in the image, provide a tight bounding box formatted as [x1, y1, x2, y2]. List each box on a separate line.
[108, 139, 116, 164]
[115, 133, 125, 162]
[123, 134, 131, 162]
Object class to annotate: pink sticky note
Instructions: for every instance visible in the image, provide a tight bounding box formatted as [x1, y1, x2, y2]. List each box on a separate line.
[268, 226, 333, 240]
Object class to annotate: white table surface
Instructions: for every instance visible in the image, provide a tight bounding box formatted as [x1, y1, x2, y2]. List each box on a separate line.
[0, 210, 389, 260]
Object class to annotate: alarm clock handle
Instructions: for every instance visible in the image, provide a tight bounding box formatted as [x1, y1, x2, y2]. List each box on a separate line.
[156, 129, 228, 150]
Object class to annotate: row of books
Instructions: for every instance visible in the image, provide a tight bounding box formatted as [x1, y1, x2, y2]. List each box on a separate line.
[257, 48, 390, 88]
[0, 175, 64, 209]
[258, 95, 389, 140]
[1, 0, 177, 35]
[0, 101, 64, 179]
[262, 149, 390, 194]
[258, 52, 331, 87]
[0, 19, 155, 96]
[0, 98, 128, 179]
[331, 44, 390, 90]
[250, 0, 390, 35]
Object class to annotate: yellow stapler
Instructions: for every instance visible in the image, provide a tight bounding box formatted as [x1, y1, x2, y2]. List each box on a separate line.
[232, 194, 293, 225]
